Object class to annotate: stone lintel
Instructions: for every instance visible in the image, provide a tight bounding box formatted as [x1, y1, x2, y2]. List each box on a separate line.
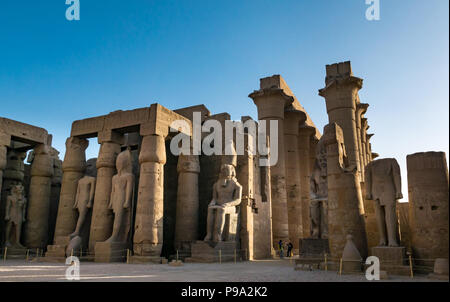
[174, 104, 211, 122]
[97, 129, 124, 144]
[0, 117, 48, 145]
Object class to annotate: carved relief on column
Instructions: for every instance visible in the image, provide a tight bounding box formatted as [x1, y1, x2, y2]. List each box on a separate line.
[174, 153, 200, 249]
[133, 134, 166, 256]
[89, 131, 122, 251]
[323, 123, 368, 258]
[53, 137, 88, 240]
[23, 144, 54, 249]
[356, 103, 369, 179]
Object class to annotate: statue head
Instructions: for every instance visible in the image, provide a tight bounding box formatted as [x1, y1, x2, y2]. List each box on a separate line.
[85, 158, 97, 177]
[11, 184, 24, 197]
[219, 164, 236, 186]
[116, 149, 132, 175]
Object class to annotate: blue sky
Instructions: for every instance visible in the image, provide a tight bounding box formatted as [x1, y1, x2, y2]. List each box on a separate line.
[0, 0, 448, 201]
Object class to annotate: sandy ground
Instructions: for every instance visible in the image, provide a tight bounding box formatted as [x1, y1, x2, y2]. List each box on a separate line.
[0, 258, 443, 282]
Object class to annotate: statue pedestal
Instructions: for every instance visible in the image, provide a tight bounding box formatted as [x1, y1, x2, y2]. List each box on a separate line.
[45, 236, 70, 261]
[4, 244, 27, 259]
[94, 242, 127, 263]
[295, 238, 330, 269]
[128, 255, 167, 264]
[371, 246, 410, 276]
[185, 241, 238, 263]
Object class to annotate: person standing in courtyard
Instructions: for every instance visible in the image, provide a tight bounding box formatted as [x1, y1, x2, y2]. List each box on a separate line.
[278, 240, 284, 258]
[287, 241, 293, 257]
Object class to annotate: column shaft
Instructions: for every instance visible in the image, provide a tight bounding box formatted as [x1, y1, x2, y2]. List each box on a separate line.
[23, 144, 54, 249]
[89, 140, 121, 251]
[133, 135, 166, 256]
[174, 154, 200, 248]
[53, 137, 88, 240]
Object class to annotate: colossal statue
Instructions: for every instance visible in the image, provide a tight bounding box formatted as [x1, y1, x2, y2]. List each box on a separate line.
[204, 164, 242, 242]
[69, 158, 97, 239]
[4, 184, 27, 248]
[309, 138, 328, 239]
[105, 149, 134, 243]
[365, 158, 403, 247]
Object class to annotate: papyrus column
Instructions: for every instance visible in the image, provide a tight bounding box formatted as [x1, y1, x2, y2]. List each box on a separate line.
[298, 125, 316, 238]
[323, 123, 367, 258]
[249, 88, 293, 246]
[360, 118, 369, 169]
[319, 62, 363, 183]
[366, 134, 374, 163]
[174, 153, 200, 249]
[89, 131, 122, 251]
[0, 131, 9, 194]
[284, 109, 306, 250]
[53, 137, 88, 240]
[23, 144, 54, 249]
[356, 103, 369, 178]
[133, 134, 166, 256]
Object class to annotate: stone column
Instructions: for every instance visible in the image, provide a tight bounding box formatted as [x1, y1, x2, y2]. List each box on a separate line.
[1, 150, 26, 246]
[0, 134, 9, 246]
[319, 62, 363, 183]
[174, 153, 200, 250]
[284, 109, 306, 250]
[298, 125, 316, 238]
[133, 134, 166, 256]
[89, 131, 122, 251]
[53, 137, 88, 241]
[23, 144, 54, 249]
[366, 134, 374, 163]
[249, 88, 293, 246]
[323, 123, 367, 258]
[0, 131, 10, 195]
[407, 152, 449, 267]
[360, 118, 369, 169]
[356, 103, 369, 178]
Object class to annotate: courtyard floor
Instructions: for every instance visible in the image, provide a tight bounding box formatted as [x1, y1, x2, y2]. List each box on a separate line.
[0, 258, 443, 282]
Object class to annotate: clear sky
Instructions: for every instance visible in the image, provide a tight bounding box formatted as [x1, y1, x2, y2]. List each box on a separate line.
[0, 0, 448, 201]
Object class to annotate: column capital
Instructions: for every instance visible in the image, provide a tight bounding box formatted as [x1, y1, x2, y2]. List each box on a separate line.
[31, 144, 54, 178]
[367, 133, 374, 141]
[62, 137, 88, 172]
[284, 109, 307, 136]
[249, 88, 294, 120]
[298, 124, 317, 138]
[139, 134, 166, 165]
[356, 103, 369, 115]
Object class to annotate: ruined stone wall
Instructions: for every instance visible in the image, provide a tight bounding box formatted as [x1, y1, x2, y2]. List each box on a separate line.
[407, 151, 449, 267]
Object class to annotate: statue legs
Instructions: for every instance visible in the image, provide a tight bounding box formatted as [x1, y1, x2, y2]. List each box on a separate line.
[204, 207, 226, 242]
[310, 200, 320, 239]
[384, 202, 399, 247]
[106, 210, 124, 243]
[70, 207, 88, 239]
[320, 201, 328, 239]
[374, 199, 387, 246]
[4, 222, 12, 246]
[214, 208, 226, 242]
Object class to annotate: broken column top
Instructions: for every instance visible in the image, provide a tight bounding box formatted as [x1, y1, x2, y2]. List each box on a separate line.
[257, 74, 321, 140]
[321, 61, 363, 89]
